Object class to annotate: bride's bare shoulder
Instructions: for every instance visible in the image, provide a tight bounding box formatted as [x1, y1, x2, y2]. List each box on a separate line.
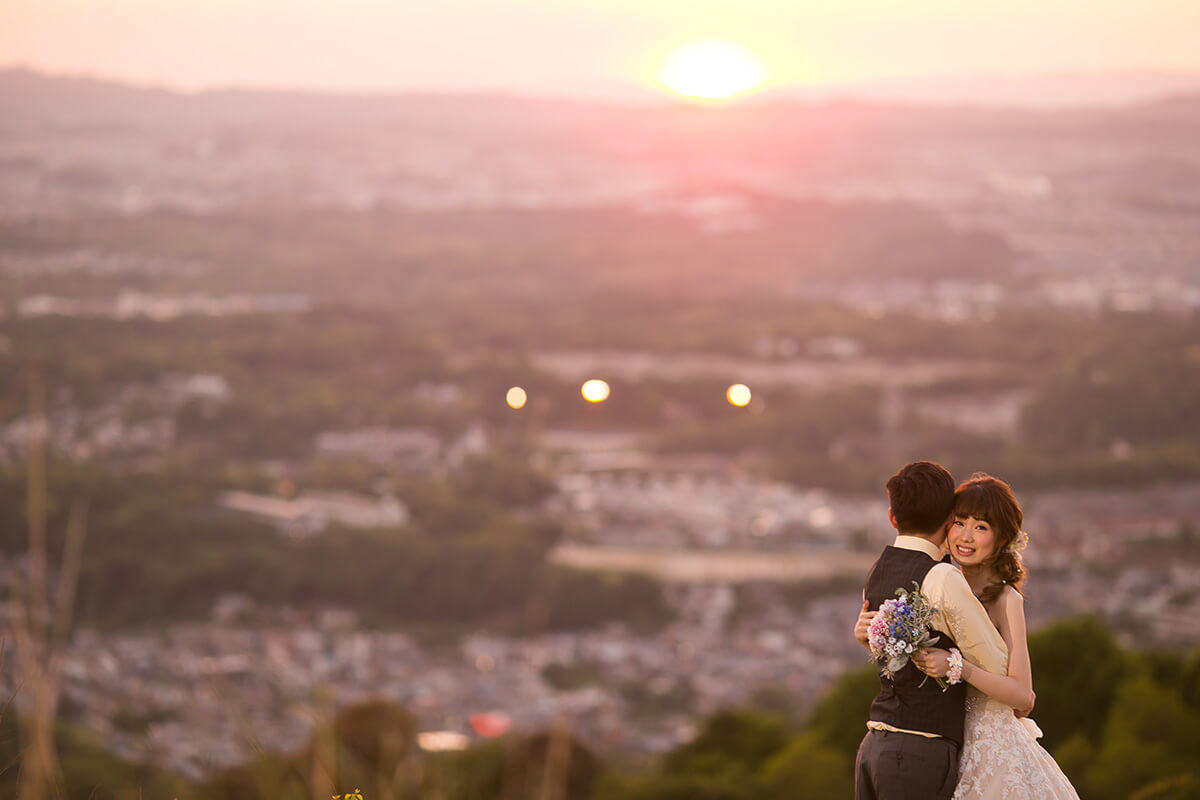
[999, 586, 1027, 631]
[1000, 584, 1024, 609]
[989, 585, 1025, 637]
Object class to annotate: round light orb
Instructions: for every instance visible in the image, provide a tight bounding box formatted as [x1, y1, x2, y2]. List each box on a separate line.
[659, 40, 769, 100]
[506, 386, 527, 410]
[581, 379, 611, 403]
[727, 383, 752, 407]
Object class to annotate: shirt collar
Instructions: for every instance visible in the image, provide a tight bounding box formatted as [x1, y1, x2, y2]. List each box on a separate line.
[892, 534, 944, 562]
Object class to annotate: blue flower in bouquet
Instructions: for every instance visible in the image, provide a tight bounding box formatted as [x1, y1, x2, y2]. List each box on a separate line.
[867, 582, 945, 687]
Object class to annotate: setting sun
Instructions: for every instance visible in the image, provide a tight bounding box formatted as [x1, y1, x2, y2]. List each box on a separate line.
[658, 40, 769, 100]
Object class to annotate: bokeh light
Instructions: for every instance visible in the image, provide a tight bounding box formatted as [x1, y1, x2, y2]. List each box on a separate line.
[727, 383, 752, 407]
[417, 731, 470, 752]
[506, 386, 527, 409]
[469, 712, 512, 738]
[581, 379, 611, 403]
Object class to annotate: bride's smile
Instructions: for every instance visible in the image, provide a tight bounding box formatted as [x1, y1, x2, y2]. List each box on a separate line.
[950, 516, 995, 567]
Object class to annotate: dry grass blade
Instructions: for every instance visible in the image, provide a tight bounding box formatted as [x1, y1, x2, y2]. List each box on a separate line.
[12, 369, 89, 800]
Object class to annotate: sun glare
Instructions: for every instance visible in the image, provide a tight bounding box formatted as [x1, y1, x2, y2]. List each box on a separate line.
[659, 40, 769, 100]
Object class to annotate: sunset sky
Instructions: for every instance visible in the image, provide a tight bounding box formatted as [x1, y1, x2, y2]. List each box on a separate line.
[3, 0, 1199, 99]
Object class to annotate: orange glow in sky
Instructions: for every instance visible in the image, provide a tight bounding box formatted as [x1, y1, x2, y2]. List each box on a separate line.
[1, 1, 1199, 98]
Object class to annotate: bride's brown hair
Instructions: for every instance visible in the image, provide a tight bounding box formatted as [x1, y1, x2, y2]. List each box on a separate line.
[953, 472, 1027, 605]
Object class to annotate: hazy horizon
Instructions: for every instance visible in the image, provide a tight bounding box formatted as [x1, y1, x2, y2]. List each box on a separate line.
[7, 64, 1200, 110]
[4, 0, 1200, 105]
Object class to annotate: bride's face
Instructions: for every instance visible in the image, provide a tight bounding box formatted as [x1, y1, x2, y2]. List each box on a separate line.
[948, 515, 996, 566]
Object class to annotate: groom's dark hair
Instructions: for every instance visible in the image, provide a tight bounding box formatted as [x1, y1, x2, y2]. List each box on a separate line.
[887, 461, 955, 534]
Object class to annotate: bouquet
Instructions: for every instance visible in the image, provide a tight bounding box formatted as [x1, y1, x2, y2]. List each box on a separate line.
[867, 582, 946, 688]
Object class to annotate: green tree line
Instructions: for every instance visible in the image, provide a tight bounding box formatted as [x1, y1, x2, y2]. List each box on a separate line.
[0, 458, 669, 635]
[6, 618, 1196, 800]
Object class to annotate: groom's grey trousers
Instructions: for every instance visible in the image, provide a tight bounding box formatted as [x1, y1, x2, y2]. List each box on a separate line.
[855, 729, 959, 800]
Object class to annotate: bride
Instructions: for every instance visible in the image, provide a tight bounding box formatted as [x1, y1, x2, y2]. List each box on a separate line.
[909, 472, 1079, 800]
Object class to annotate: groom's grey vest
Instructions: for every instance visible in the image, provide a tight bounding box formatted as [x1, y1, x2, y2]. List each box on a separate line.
[864, 545, 967, 745]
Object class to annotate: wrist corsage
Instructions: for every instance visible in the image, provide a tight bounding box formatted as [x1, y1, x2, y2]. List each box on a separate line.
[946, 648, 964, 685]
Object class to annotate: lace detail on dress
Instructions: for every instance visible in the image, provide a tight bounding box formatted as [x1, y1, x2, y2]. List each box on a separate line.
[939, 600, 971, 653]
[953, 690, 1080, 800]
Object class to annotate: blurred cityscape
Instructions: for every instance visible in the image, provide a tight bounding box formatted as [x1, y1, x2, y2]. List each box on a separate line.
[2, 68, 1200, 788]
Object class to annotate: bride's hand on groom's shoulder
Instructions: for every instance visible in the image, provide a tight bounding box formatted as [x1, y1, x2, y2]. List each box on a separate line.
[912, 647, 953, 677]
[854, 599, 876, 649]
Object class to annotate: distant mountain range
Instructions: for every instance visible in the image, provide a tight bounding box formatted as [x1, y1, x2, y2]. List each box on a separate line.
[4, 67, 1200, 115]
[756, 72, 1200, 110]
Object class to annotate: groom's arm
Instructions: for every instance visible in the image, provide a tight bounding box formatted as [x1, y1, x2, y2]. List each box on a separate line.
[922, 565, 1008, 673]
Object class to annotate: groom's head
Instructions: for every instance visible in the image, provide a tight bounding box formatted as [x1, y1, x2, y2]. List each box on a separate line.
[886, 461, 955, 538]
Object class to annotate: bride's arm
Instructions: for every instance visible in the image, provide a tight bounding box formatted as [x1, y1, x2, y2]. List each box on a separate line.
[853, 597, 876, 652]
[997, 588, 1035, 714]
[912, 590, 1035, 713]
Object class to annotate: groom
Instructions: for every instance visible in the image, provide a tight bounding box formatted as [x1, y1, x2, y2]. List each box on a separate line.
[853, 461, 1008, 800]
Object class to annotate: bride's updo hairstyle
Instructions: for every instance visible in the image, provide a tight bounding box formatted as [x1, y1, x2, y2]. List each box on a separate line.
[953, 472, 1027, 604]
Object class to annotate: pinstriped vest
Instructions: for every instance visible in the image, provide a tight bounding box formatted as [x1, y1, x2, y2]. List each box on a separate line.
[864, 545, 967, 745]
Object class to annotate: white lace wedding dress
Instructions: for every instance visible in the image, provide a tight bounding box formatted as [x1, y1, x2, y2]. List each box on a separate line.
[953, 630, 1080, 799]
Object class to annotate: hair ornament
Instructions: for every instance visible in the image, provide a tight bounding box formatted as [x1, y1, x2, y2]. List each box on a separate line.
[1008, 529, 1029, 553]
